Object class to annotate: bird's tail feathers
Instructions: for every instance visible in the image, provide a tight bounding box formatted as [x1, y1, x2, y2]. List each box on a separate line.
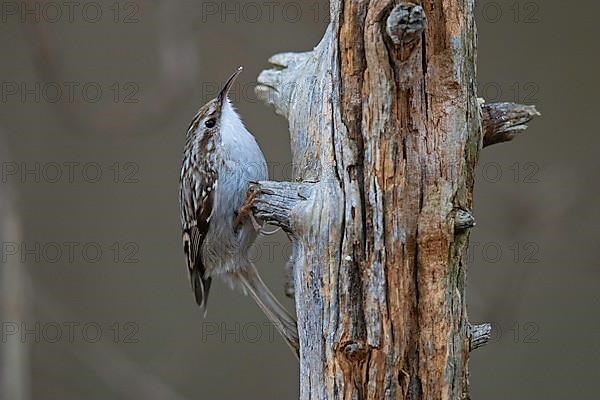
[237, 263, 299, 358]
[191, 269, 212, 317]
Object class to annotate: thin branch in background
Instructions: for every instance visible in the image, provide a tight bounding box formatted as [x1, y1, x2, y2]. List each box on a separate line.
[0, 128, 31, 400]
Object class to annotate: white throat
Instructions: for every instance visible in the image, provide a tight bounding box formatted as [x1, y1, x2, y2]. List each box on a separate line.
[219, 99, 251, 146]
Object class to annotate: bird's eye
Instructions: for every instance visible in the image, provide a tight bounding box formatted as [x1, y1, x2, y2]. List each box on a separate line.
[205, 118, 216, 128]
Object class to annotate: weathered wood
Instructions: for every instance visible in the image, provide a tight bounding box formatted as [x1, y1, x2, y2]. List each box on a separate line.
[469, 323, 493, 351]
[455, 209, 476, 231]
[248, 181, 314, 234]
[386, 3, 426, 48]
[255, 1, 484, 399]
[482, 102, 541, 147]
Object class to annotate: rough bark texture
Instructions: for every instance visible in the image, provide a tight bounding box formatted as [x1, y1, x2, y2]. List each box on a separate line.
[251, 1, 536, 399]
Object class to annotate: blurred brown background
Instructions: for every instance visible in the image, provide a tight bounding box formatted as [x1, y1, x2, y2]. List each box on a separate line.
[0, 0, 598, 399]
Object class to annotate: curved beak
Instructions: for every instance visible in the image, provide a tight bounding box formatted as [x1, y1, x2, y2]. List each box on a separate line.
[217, 66, 243, 105]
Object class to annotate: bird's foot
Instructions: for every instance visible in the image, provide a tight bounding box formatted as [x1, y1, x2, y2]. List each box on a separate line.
[234, 190, 262, 231]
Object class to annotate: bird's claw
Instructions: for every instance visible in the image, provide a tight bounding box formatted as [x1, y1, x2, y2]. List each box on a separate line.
[234, 190, 262, 231]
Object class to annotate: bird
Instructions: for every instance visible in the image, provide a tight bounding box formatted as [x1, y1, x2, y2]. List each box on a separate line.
[179, 67, 299, 357]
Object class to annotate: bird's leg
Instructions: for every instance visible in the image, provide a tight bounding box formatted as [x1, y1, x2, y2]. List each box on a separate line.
[234, 190, 262, 231]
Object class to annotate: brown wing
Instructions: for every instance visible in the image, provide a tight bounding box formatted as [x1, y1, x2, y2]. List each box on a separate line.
[182, 227, 212, 309]
[180, 170, 216, 311]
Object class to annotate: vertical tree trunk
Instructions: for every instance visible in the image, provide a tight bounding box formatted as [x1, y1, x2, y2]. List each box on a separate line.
[251, 1, 537, 399]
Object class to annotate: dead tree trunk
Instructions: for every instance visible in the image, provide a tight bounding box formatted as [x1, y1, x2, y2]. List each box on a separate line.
[251, 1, 538, 399]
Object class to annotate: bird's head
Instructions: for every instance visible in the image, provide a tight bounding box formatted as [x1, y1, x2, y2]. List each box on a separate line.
[187, 67, 243, 140]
